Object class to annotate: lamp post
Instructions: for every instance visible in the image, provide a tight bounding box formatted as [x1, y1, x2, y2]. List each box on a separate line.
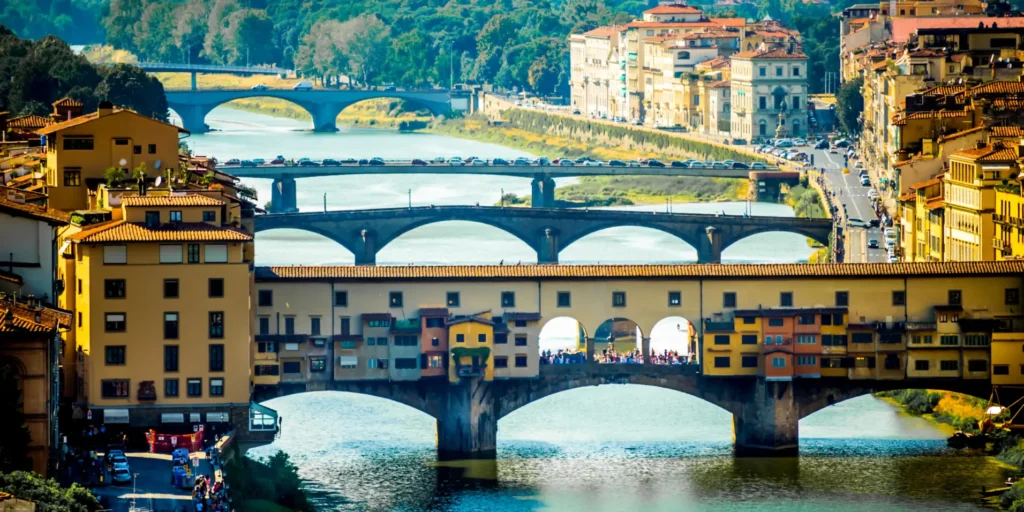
[500, 188, 505, 207]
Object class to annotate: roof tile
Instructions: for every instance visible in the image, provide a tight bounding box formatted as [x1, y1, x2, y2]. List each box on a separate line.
[121, 194, 225, 207]
[70, 220, 252, 243]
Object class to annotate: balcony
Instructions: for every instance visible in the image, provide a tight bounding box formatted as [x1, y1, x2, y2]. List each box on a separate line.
[704, 320, 734, 332]
[994, 238, 1010, 250]
[456, 365, 488, 377]
[255, 334, 307, 343]
[994, 213, 1009, 224]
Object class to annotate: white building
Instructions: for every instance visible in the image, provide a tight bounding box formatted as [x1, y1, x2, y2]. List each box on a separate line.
[729, 44, 808, 142]
[0, 189, 69, 303]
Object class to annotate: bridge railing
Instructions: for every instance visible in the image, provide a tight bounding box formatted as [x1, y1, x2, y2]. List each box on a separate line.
[136, 62, 292, 74]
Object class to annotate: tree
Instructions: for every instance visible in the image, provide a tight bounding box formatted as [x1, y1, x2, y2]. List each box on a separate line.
[95, 64, 170, 121]
[836, 77, 864, 135]
[8, 35, 101, 116]
[0, 471, 102, 512]
[338, 15, 390, 86]
[173, 0, 209, 64]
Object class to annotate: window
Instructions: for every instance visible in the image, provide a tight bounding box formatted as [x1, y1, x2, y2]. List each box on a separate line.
[187, 378, 202, 397]
[438, 291, 458, 307]
[164, 279, 179, 298]
[169, 211, 182, 223]
[797, 315, 815, 325]
[105, 346, 126, 365]
[257, 341, 276, 353]
[948, 290, 962, 305]
[209, 312, 224, 338]
[501, 291, 516, 307]
[104, 279, 126, 299]
[741, 316, 755, 324]
[892, 291, 906, 306]
[165, 379, 179, 397]
[796, 355, 817, 366]
[851, 332, 873, 344]
[796, 334, 816, 344]
[515, 335, 527, 346]
[63, 169, 81, 186]
[940, 360, 959, 371]
[310, 357, 327, 373]
[741, 356, 758, 368]
[478, 333, 487, 342]
[456, 334, 465, 343]
[255, 365, 279, 376]
[515, 355, 528, 367]
[939, 314, 948, 323]
[557, 292, 571, 308]
[209, 344, 224, 372]
[995, 365, 1010, 375]
[133, 145, 141, 154]
[367, 319, 389, 328]
[780, 292, 793, 307]
[258, 290, 273, 307]
[164, 345, 179, 372]
[389, 292, 403, 308]
[740, 334, 757, 345]
[310, 317, 321, 336]
[145, 211, 160, 227]
[714, 335, 729, 345]
[940, 335, 959, 346]
[285, 317, 295, 335]
[910, 358, 929, 371]
[775, 67, 782, 76]
[759, 67, 766, 77]
[202, 210, 216, 222]
[1008, 289, 1020, 306]
[105, 313, 126, 332]
[394, 335, 418, 346]
[204, 244, 227, 263]
[148, 143, 157, 154]
[612, 291, 626, 307]
[771, 357, 786, 368]
[209, 378, 224, 397]
[494, 357, 509, 368]
[425, 317, 444, 328]
[514, 320, 526, 328]
[340, 317, 351, 335]
[668, 291, 681, 307]
[101, 379, 129, 398]
[394, 358, 418, 369]
[793, 66, 800, 76]
[283, 361, 302, 373]
[159, 245, 183, 264]
[187, 244, 200, 263]
[967, 360, 987, 372]
[63, 137, 94, 150]
[759, 96, 767, 109]
[208, 278, 224, 298]
[723, 292, 736, 308]
[104, 245, 127, 264]
[334, 290, 348, 307]
[164, 312, 179, 339]
[714, 356, 730, 368]
[768, 318, 784, 327]
[835, 291, 848, 307]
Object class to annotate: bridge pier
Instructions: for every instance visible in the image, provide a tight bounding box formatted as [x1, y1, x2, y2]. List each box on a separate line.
[537, 228, 560, 264]
[733, 380, 799, 456]
[353, 229, 378, 266]
[530, 176, 556, 208]
[170, 103, 213, 134]
[271, 176, 298, 214]
[699, 226, 722, 264]
[436, 378, 496, 460]
[311, 103, 344, 132]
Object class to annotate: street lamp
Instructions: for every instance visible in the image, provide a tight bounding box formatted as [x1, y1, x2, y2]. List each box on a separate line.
[500, 188, 505, 207]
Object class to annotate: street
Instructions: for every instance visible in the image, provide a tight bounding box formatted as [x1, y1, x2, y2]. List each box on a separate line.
[808, 146, 886, 263]
[90, 452, 213, 512]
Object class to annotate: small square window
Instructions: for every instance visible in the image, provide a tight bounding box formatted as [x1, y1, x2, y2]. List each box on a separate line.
[501, 291, 515, 308]
[494, 356, 508, 368]
[515, 335, 527, 346]
[258, 290, 273, 307]
[203, 211, 216, 222]
[208, 278, 224, 298]
[133, 145, 142, 154]
[612, 291, 626, 307]
[892, 290, 906, 306]
[1007, 289, 1020, 305]
[447, 292, 460, 307]
[335, 290, 348, 307]
[105, 346, 126, 365]
[515, 355, 528, 367]
[835, 291, 848, 307]
[557, 291, 571, 308]
[389, 292, 403, 308]
[456, 334, 465, 343]
[478, 333, 486, 342]
[780, 292, 793, 307]
[948, 290, 962, 305]
[164, 378, 179, 397]
[187, 378, 202, 397]
[104, 279, 126, 299]
[723, 292, 736, 308]
[164, 279, 179, 298]
[148, 144, 157, 154]
[105, 313, 126, 332]
[169, 211, 182, 223]
[668, 291, 681, 307]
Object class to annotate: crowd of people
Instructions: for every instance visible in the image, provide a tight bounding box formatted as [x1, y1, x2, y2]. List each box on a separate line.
[539, 347, 695, 365]
[191, 473, 228, 512]
[539, 349, 586, 364]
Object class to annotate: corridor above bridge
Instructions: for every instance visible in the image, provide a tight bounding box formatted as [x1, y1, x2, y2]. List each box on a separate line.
[253, 206, 834, 264]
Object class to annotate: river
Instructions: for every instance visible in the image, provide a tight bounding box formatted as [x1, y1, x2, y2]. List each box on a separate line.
[187, 107, 1008, 511]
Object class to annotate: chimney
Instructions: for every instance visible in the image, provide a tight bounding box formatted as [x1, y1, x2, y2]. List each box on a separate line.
[26, 294, 35, 309]
[977, 141, 987, 149]
[97, 100, 114, 117]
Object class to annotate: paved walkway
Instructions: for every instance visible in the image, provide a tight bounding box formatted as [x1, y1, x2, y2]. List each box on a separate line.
[91, 452, 212, 512]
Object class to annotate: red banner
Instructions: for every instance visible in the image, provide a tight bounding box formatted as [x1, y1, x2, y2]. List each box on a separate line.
[145, 426, 205, 454]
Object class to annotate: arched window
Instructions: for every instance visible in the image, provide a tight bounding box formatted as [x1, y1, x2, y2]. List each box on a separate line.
[759, 119, 768, 136]
[792, 120, 801, 136]
[678, 51, 691, 60]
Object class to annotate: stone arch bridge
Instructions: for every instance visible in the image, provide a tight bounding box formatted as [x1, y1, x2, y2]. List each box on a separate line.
[166, 89, 452, 133]
[257, 364, 994, 459]
[253, 206, 834, 264]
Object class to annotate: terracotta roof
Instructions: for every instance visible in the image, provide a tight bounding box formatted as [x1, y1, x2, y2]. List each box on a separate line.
[625, 18, 743, 29]
[419, 307, 449, 317]
[951, 142, 1019, 162]
[584, 26, 621, 38]
[732, 47, 807, 60]
[991, 126, 1024, 138]
[0, 196, 70, 225]
[709, 18, 746, 27]
[698, 56, 731, 68]
[926, 197, 945, 210]
[254, 262, 1024, 281]
[7, 115, 50, 130]
[504, 312, 542, 322]
[733, 307, 847, 317]
[0, 300, 70, 333]
[969, 81, 1024, 96]
[0, 269, 22, 285]
[910, 178, 942, 190]
[52, 97, 83, 108]
[69, 220, 252, 243]
[899, 192, 917, 201]
[448, 316, 494, 326]
[892, 109, 970, 126]
[36, 108, 188, 135]
[679, 30, 737, 39]
[991, 99, 1024, 111]
[645, 4, 703, 14]
[708, 80, 731, 88]
[891, 17, 1024, 43]
[937, 125, 986, 142]
[120, 194, 225, 207]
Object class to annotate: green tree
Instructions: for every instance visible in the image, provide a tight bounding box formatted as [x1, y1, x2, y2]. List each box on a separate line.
[95, 64, 170, 121]
[836, 77, 864, 135]
[172, 0, 209, 64]
[339, 14, 389, 86]
[0, 471, 102, 512]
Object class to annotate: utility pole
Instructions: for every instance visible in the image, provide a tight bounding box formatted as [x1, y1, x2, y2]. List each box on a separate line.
[450, 41, 455, 90]
[408, 189, 412, 209]
[500, 188, 505, 207]
[323, 193, 327, 213]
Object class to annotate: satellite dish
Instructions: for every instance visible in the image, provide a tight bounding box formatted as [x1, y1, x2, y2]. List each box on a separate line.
[155, 160, 162, 170]
[119, 158, 127, 166]
[155, 176, 163, 187]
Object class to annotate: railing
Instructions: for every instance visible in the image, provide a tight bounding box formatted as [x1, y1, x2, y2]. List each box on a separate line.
[254, 334, 307, 343]
[994, 237, 1010, 250]
[993, 213, 1009, 224]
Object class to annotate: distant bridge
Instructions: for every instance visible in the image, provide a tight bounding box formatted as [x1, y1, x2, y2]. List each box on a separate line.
[166, 89, 454, 133]
[136, 62, 292, 75]
[253, 206, 834, 264]
[237, 164, 793, 212]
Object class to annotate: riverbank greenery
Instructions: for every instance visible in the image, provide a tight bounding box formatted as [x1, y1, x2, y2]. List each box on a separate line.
[876, 389, 987, 433]
[224, 449, 312, 512]
[0, 471, 102, 511]
[783, 182, 826, 219]
[0, 27, 168, 119]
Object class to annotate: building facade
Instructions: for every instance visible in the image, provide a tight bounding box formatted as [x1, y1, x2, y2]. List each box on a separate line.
[729, 45, 808, 142]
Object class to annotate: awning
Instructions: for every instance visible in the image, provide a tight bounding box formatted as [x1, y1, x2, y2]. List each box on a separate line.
[161, 413, 185, 424]
[206, 412, 230, 423]
[103, 408, 130, 424]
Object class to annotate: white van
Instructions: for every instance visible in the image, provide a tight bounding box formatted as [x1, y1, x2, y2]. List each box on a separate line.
[292, 81, 314, 91]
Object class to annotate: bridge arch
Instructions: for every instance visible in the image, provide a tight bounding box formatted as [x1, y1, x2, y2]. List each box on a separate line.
[721, 227, 830, 262]
[559, 223, 704, 261]
[375, 219, 539, 264]
[594, 317, 644, 361]
[538, 316, 588, 355]
[254, 227, 357, 265]
[650, 316, 696, 358]
[797, 379, 993, 419]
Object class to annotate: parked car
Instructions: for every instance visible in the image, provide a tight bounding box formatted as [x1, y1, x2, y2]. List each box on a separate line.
[572, 110, 581, 115]
[750, 162, 767, 170]
[609, 160, 626, 166]
[240, 160, 256, 167]
[671, 161, 688, 168]
[869, 219, 880, 228]
[647, 159, 666, 168]
[112, 468, 132, 485]
[448, 157, 466, 166]
[252, 158, 266, 165]
[868, 239, 879, 249]
[848, 218, 870, 228]
[492, 158, 509, 165]
[292, 81, 314, 91]
[251, 84, 268, 91]
[369, 157, 386, 165]
[321, 158, 339, 166]
[732, 138, 748, 145]
[774, 140, 794, 148]
[470, 159, 488, 166]
[270, 157, 285, 165]
[559, 159, 576, 166]
[792, 138, 807, 146]
[411, 159, 427, 166]
[225, 158, 241, 166]
[861, 176, 871, 186]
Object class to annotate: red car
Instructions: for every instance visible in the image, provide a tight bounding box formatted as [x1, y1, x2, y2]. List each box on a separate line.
[411, 159, 427, 166]
[270, 157, 285, 165]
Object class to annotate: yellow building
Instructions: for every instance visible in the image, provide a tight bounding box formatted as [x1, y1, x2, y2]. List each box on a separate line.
[703, 315, 761, 377]
[37, 101, 186, 212]
[60, 192, 253, 427]
[944, 141, 1017, 261]
[447, 312, 495, 382]
[900, 177, 945, 261]
[994, 175, 1024, 260]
